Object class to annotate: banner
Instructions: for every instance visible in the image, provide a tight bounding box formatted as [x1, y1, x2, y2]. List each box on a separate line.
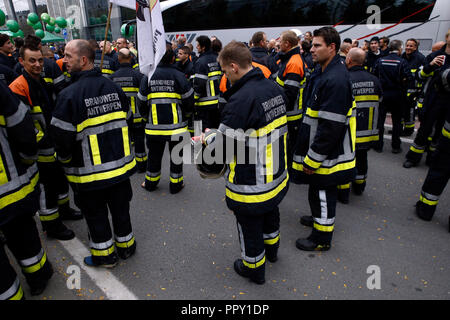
[110, 0, 166, 81]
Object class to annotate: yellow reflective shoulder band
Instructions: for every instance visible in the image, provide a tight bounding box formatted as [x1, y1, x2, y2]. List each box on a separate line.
[276, 77, 284, 87]
[43, 78, 53, 83]
[133, 64, 139, 69]
[102, 69, 114, 74]
[77, 111, 127, 132]
[31, 106, 42, 114]
[442, 127, 450, 139]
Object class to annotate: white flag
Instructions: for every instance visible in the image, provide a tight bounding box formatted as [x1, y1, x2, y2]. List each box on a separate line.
[110, 0, 166, 82]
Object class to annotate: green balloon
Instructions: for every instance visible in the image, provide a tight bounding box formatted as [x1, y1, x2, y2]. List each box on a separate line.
[0, 9, 5, 26]
[27, 19, 34, 26]
[6, 20, 19, 33]
[54, 27, 61, 33]
[100, 15, 107, 23]
[95, 18, 102, 25]
[41, 13, 50, 23]
[55, 17, 67, 28]
[49, 17, 56, 26]
[35, 29, 45, 39]
[121, 24, 134, 38]
[46, 24, 55, 32]
[13, 30, 24, 38]
[32, 21, 43, 30]
[27, 12, 39, 24]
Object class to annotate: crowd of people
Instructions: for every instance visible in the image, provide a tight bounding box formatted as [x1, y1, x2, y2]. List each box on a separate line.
[0, 25, 449, 299]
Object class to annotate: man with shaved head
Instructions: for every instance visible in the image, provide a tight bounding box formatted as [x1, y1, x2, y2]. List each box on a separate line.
[335, 47, 382, 203]
[116, 37, 139, 69]
[51, 39, 137, 268]
[111, 48, 146, 172]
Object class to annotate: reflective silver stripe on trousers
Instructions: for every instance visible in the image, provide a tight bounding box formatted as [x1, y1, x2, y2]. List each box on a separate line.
[315, 190, 335, 225]
[115, 232, 134, 243]
[90, 239, 114, 250]
[0, 277, 21, 300]
[421, 191, 439, 201]
[146, 171, 161, 177]
[293, 151, 354, 168]
[237, 222, 265, 263]
[355, 174, 367, 180]
[20, 248, 45, 268]
[170, 172, 183, 179]
[263, 230, 280, 240]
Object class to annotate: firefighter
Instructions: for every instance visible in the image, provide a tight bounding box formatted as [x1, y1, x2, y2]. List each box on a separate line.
[50, 40, 137, 268]
[0, 80, 53, 299]
[401, 39, 425, 136]
[138, 44, 194, 194]
[337, 48, 383, 203]
[249, 31, 279, 74]
[292, 27, 356, 251]
[176, 45, 195, 81]
[273, 30, 307, 171]
[0, 64, 18, 85]
[200, 41, 288, 284]
[372, 40, 411, 154]
[403, 32, 450, 168]
[111, 48, 146, 172]
[94, 40, 118, 78]
[192, 35, 222, 131]
[415, 65, 450, 221]
[364, 37, 382, 74]
[0, 34, 16, 69]
[115, 38, 139, 69]
[9, 44, 78, 240]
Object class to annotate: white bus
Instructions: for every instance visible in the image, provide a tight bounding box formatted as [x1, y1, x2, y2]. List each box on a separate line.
[162, 0, 450, 54]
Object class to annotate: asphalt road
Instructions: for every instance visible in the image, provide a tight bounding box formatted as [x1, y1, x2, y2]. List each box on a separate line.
[9, 138, 450, 301]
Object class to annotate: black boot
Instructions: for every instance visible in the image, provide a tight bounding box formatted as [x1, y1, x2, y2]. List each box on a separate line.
[84, 253, 118, 268]
[352, 181, 366, 195]
[296, 234, 331, 252]
[59, 203, 83, 221]
[45, 221, 75, 241]
[265, 241, 279, 263]
[300, 215, 313, 227]
[233, 259, 265, 285]
[169, 182, 184, 194]
[117, 241, 137, 260]
[337, 188, 350, 204]
[28, 261, 54, 296]
[415, 201, 435, 221]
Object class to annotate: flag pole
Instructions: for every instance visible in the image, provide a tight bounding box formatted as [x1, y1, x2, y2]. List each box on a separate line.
[100, 2, 113, 70]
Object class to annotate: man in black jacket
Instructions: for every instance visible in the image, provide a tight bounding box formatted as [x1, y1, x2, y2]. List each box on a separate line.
[51, 40, 137, 268]
[192, 35, 222, 131]
[0, 34, 16, 69]
[201, 40, 288, 284]
[401, 39, 425, 136]
[293, 27, 356, 251]
[373, 40, 412, 153]
[111, 49, 146, 172]
[250, 31, 278, 74]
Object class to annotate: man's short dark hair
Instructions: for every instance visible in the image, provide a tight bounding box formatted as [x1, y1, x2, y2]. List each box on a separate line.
[370, 36, 380, 43]
[179, 46, 191, 55]
[343, 38, 352, 44]
[301, 40, 311, 53]
[24, 35, 42, 47]
[19, 43, 42, 59]
[380, 36, 390, 45]
[0, 34, 9, 47]
[196, 35, 211, 51]
[14, 37, 24, 49]
[251, 32, 266, 47]
[406, 38, 419, 48]
[313, 27, 341, 53]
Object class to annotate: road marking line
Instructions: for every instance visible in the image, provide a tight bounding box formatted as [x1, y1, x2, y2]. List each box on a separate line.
[59, 237, 138, 300]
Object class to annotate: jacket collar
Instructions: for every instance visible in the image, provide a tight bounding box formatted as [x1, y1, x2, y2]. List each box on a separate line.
[70, 68, 101, 82]
[279, 46, 300, 62]
[119, 63, 133, 69]
[320, 54, 344, 74]
[223, 67, 264, 100]
[348, 65, 365, 72]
